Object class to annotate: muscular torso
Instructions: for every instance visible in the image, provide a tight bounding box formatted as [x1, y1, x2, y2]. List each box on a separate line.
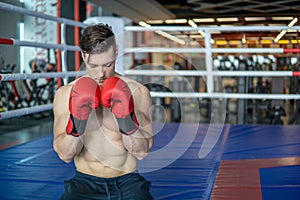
[75, 104, 137, 178]
[53, 75, 152, 178]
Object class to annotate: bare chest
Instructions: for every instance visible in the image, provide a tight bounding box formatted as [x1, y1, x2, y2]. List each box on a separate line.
[80, 105, 127, 160]
[85, 106, 119, 133]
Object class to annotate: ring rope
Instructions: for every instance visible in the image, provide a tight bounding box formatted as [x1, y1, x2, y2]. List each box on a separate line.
[150, 92, 300, 99]
[124, 47, 299, 54]
[0, 104, 52, 120]
[0, 71, 86, 81]
[0, 38, 80, 51]
[125, 70, 300, 77]
[125, 25, 300, 32]
[2, 91, 298, 120]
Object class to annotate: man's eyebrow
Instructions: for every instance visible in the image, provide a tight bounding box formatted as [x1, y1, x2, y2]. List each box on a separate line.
[88, 59, 115, 67]
[100, 60, 115, 66]
[103, 60, 115, 66]
[88, 62, 97, 66]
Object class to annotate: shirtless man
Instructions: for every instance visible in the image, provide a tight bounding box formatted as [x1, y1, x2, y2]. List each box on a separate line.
[53, 24, 154, 199]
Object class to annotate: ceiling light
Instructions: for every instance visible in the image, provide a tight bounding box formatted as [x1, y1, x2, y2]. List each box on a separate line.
[187, 19, 206, 38]
[198, 30, 205, 37]
[291, 40, 300, 44]
[215, 40, 227, 45]
[155, 30, 185, 45]
[277, 40, 289, 44]
[260, 40, 272, 44]
[146, 20, 164, 24]
[188, 19, 198, 28]
[244, 17, 266, 21]
[274, 17, 298, 43]
[138, 21, 151, 28]
[216, 17, 239, 22]
[272, 17, 294, 20]
[193, 18, 215, 23]
[274, 30, 287, 43]
[165, 19, 187, 24]
[288, 17, 298, 27]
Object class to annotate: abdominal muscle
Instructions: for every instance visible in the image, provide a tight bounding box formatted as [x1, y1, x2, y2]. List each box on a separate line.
[74, 107, 137, 178]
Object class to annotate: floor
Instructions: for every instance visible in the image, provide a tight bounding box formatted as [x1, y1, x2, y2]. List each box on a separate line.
[0, 123, 299, 199]
[0, 111, 53, 150]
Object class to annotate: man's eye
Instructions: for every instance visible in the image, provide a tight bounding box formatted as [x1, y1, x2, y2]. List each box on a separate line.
[105, 62, 114, 68]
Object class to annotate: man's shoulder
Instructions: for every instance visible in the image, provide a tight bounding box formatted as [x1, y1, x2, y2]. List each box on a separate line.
[119, 76, 150, 95]
[54, 81, 74, 98]
[120, 75, 138, 85]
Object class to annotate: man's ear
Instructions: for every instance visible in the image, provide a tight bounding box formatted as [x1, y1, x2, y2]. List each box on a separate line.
[81, 52, 90, 63]
[81, 52, 85, 60]
[115, 45, 119, 57]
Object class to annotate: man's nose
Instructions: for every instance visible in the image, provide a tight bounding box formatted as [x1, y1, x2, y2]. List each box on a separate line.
[97, 66, 105, 74]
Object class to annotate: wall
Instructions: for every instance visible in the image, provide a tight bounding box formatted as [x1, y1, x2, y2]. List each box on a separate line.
[0, 0, 22, 69]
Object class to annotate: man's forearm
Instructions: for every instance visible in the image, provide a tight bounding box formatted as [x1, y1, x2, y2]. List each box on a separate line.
[122, 129, 153, 160]
[54, 133, 83, 163]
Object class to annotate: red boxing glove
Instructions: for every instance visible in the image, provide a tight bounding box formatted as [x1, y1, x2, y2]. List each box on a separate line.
[66, 77, 101, 137]
[101, 77, 139, 135]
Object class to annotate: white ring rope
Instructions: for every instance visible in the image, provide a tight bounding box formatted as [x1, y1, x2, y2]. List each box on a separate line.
[125, 47, 206, 53]
[124, 47, 298, 54]
[0, 38, 80, 51]
[2, 91, 298, 120]
[13, 39, 80, 51]
[0, 2, 87, 28]
[125, 25, 300, 32]
[150, 92, 300, 100]
[0, 71, 86, 81]
[212, 48, 284, 54]
[125, 70, 300, 77]
[0, 104, 52, 120]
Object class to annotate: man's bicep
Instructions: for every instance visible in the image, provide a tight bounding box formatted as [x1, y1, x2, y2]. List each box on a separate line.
[52, 87, 72, 154]
[135, 87, 154, 141]
[136, 87, 153, 126]
[53, 87, 70, 137]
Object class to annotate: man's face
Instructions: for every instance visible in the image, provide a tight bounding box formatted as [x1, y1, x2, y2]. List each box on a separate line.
[82, 46, 117, 85]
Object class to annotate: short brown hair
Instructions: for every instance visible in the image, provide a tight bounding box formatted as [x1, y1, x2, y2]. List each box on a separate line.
[79, 23, 116, 54]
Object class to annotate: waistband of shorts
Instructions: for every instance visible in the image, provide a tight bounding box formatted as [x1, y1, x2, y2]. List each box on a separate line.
[75, 170, 139, 183]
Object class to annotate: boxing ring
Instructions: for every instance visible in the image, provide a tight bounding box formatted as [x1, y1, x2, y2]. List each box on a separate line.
[0, 123, 300, 199]
[1, 2, 300, 199]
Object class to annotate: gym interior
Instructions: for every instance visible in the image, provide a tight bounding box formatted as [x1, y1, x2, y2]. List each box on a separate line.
[0, 0, 300, 199]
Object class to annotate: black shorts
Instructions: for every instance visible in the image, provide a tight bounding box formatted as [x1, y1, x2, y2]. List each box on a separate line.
[60, 171, 153, 200]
